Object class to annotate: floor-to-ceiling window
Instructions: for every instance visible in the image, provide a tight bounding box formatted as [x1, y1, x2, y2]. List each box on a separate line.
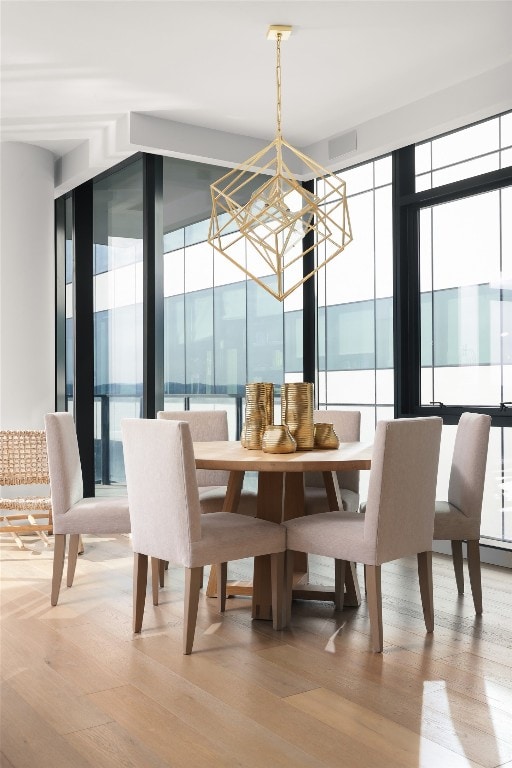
[92, 159, 143, 485]
[415, 114, 512, 542]
[315, 156, 393, 502]
[65, 195, 74, 412]
[317, 156, 394, 440]
[162, 157, 301, 437]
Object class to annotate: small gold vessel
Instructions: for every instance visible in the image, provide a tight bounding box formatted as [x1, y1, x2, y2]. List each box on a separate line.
[261, 425, 297, 454]
[314, 423, 340, 449]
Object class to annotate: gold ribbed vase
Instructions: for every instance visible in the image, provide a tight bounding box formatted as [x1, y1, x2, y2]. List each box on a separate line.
[281, 382, 314, 450]
[242, 382, 274, 449]
[261, 425, 296, 454]
[314, 423, 340, 449]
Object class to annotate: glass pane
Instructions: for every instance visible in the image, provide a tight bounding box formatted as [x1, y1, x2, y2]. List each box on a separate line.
[93, 159, 143, 486]
[164, 245, 184, 297]
[326, 301, 375, 371]
[214, 282, 246, 393]
[416, 115, 508, 189]
[374, 156, 392, 187]
[162, 156, 286, 425]
[326, 370, 375, 405]
[324, 190, 374, 305]
[415, 143, 432, 175]
[503, 427, 512, 541]
[431, 118, 499, 169]
[318, 156, 393, 431]
[247, 278, 283, 385]
[481, 427, 506, 540]
[185, 289, 214, 392]
[164, 295, 185, 395]
[501, 147, 512, 169]
[284, 309, 303, 375]
[374, 186, 393, 298]
[337, 163, 374, 196]
[415, 173, 432, 193]
[420, 189, 510, 406]
[65, 196, 74, 411]
[501, 111, 512, 148]
[432, 154, 499, 187]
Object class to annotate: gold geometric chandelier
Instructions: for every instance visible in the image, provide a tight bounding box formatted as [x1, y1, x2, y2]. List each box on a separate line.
[208, 25, 353, 302]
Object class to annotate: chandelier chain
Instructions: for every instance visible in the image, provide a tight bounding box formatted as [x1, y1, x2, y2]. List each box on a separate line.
[276, 33, 282, 137]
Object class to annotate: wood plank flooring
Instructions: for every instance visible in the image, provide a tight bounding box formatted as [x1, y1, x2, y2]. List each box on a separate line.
[1, 533, 511, 768]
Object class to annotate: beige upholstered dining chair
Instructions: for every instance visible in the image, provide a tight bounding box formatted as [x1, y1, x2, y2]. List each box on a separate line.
[45, 412, 131, 606]
[304, 410, 361, 514]
[157, 410, 257, 515]
[121, 418, 286, 653]
[434, 412, 491, 614]
[283, 417, 443, 652]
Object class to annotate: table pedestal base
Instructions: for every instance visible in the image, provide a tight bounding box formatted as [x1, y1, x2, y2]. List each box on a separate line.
[205, 470, 361, 619]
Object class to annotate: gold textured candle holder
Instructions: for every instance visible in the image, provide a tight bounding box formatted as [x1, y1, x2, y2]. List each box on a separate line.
[314, 423, 340, 449]
[281, 382, 314, 450]
[242, 382, 274, 449]
[261, 424, 296, 454]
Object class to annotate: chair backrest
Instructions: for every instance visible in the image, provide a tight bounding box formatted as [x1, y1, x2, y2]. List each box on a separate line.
[157, 410, 229, 487]
[0, 430, 49, 487]
[44, 413, 84, 520]
[364, 417, 442, 565]
[448, 412, 491, 522]
[305, 410, 361, 493]
[122, 418, 202, 564]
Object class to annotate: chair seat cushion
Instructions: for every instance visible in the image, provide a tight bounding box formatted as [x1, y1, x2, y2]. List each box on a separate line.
[304, 487, 360, 515]
[188, 512, 285, 567]
[433, 500, 480, 541]
[284, 511, 376, 564]
[198, 486, 257, 516]
[53, 496, 131, 535]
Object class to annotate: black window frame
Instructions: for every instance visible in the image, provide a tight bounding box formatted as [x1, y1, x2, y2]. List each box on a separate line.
[394, 143, 512, 427]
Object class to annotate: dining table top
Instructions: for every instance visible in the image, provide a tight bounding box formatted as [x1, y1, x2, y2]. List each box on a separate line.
[193, 440, 372, 473]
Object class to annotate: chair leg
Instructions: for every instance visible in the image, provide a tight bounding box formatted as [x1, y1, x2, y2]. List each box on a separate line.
[133, 553, 148, 633]
[417, 551, 434, 633]
[151, 557, 160, 606]
[183, 567, 202, 655]
[66, 534, 80, 587]
[270, 552, 285, 630]
[467, 539, 483, 614]
[51, 534, 66, 606]
[334, 559, 346, 612]
[451, 540, 464, 594]
[284, 550, 294, 627]
[365, 565, 383, 652]
[159, 559, 166, 587]
[217, 563, 227, 613]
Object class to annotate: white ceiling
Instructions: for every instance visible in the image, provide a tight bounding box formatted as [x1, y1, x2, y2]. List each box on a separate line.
[2, 0, 512, 186]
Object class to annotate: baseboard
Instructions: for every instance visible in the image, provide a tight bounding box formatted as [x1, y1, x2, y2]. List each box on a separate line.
[433, 540, 512, 568]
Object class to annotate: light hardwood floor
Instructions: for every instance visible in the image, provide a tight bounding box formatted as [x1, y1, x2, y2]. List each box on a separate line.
[1, 533, 511, 768]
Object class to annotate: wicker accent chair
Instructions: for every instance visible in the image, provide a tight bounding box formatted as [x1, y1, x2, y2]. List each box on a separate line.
[0, 430, 52, 548]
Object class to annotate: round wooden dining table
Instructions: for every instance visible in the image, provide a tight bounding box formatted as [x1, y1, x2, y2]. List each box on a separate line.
[193, 440, 372, 623]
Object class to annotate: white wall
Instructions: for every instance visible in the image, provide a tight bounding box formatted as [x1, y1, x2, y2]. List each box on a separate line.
[0, 142, 55, 429]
